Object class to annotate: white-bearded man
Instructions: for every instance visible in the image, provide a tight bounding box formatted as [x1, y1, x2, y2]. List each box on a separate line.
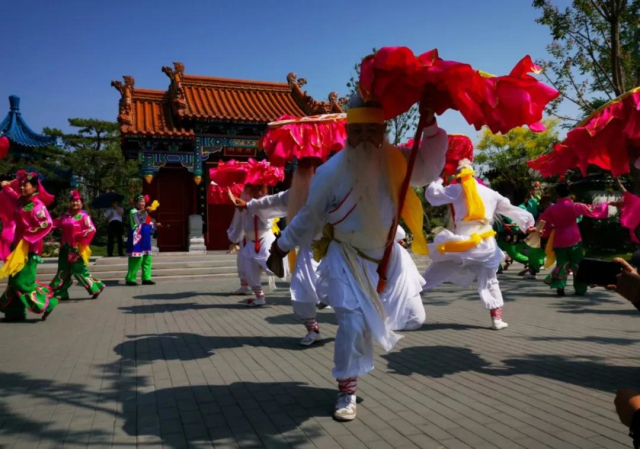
[267, 93, 448, 421]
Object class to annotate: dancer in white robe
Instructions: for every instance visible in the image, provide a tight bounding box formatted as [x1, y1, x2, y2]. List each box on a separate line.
[268, 93, 447, 421]
[422, 159, 534, 329]
[227, 185, 278, 307]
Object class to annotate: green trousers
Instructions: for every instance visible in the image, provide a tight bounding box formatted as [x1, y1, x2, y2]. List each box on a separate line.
[126, 255, 152, 283]
[545, 243, 586, 294]
[0, 254, 57, 320]
[497, 238, 529, 265]
[527, 247, 546, 273]
[51, 244, 105, 300]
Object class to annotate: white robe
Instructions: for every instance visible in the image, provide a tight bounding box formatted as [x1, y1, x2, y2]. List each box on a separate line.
[423, 178, 535, 308]
[278, 123, 447, 378]
[227, 208, 276, 288]
[247, 190, 320, 305]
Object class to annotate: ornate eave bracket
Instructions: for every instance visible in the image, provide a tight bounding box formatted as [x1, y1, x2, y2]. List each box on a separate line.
[111, 76, 135, 127]
[287, 72, 344, 115]
[162, 62, 189, 117]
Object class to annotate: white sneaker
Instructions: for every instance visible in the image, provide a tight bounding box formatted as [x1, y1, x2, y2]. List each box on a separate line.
[491, 318, 509, 330]
[234, 286, 252, 295]
[246, 297, 266, 307]
[300, 331, 321, 346]
[333, 393, 357, 421]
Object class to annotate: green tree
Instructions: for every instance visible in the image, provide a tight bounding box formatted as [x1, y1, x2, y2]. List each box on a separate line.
[533, 0, 640, 121]
[44, 118, 139, 201]
[346, 49, 419, 145]
[533, 1, 640, 193]
[475, 119, 560, 203]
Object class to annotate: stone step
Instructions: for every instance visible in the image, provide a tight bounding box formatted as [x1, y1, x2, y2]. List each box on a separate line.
[0, 253, 429, 284]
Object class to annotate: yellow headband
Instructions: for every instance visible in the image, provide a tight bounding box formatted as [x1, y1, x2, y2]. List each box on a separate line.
[346, 107, 385, 124]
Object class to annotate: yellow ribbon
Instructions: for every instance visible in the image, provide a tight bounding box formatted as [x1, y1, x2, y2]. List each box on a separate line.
[78, 243, 92, 265]
[544, 230, 556, 269]
[456, 168, 485, 221]
[312, 224, 334, 262]
[272, 217, 281, 235]
[387, 145, 428, 255]
[0, 239, 29, 279]
[435, 230, 496, 255]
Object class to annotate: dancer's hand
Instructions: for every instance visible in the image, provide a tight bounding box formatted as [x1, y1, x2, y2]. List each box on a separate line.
[606, 258, 640, 304]
[234, 197, 248, 210]
[1, 181, 9, 187]
[615, 389, 640, 427]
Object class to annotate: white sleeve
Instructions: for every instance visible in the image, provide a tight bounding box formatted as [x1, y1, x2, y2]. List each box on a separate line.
[278, 171, 333, 251]
[226, 209, 245, 244]
[425, 179, 459, 206]
[395, 226, 406, 241]
[401, 123, 448, 187]
[105, 209, 113, 220]
[246, 190, 289, 221]
[496, 195, 535, 230]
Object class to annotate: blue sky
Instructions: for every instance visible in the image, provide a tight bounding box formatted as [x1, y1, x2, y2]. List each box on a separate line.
[0, 0, 573, 141]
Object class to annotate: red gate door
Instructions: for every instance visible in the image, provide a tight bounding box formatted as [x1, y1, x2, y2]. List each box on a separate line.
[207, 204, 236, 250]
[145, 167, 193, 252]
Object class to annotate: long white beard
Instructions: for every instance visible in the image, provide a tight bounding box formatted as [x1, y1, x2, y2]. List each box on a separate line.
[344, 141, 390, 233]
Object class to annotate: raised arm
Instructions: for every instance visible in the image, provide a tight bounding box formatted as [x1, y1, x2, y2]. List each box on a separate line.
[425, 179, 460, 206]
[496, 195, 535, 230]
[575, 202, 609, 220]
[400, 123, 449, 187]
[246, 190, 289, 221]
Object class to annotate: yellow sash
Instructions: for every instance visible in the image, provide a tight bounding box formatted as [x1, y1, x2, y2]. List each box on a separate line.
[386, 145, 428, 255]
[272, 217, 280, 235]
[456, 168, 485, 221]
[0, 239, 29, 279]
[435, 230, 496, 255]
[311, 144, 428, 262]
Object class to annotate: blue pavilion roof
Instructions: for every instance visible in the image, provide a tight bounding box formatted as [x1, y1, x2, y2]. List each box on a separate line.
[0, 96, 57, 148]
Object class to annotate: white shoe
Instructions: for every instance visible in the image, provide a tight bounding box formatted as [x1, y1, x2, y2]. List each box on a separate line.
[524, 273, 537, 280]
[333, 393, 357, 421]
[300, 331, 321, 346]
[234, 286, 252, 295]
[246, 297, 266, 307]
[491, 318, 509, 330]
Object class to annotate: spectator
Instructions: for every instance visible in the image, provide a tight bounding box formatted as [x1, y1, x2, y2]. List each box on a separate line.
[105, 200, 124, 257]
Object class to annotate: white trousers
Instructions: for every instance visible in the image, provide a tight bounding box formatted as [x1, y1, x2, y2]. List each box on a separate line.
[292, 301, 316, 320]
[333, 306, 374, 380]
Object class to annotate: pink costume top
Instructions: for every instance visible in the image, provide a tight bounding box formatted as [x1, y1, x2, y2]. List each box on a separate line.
[2, 186, 53, 255]
[53, 210, 96, 248]
[540, 197, 608, 248]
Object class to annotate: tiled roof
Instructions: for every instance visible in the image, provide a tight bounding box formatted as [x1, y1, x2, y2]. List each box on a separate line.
[113, 63, 345, 138]
[128, 89, 192, 138]
[0, 96, 57, 147]
[179, 76, 307, 122]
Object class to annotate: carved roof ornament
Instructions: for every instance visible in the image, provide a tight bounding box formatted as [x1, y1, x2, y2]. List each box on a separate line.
[111, 75, 135, 126]
[162, 61, 189, 116]
[287, 73, 342, 115]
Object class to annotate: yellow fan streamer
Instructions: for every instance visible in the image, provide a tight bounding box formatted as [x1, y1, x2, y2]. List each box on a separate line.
[0, 239, 29, 279]
[544, 230, 556, 269]
[78, 243, 92, 265]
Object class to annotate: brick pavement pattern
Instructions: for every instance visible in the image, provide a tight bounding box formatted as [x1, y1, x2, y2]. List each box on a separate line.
[0, 270, 637, 448]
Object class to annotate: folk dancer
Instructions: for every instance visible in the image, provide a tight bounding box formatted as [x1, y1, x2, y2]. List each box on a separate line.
[423, 159, 535, 330]
[50, 190, 105, 300]
[125, 194, 160, 286]
[0, 171, 57, 321]
[267, 94, 448, 421]
[540, 183, 611, 296]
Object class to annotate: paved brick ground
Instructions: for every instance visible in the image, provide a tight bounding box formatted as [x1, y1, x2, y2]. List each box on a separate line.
[0, 270, 637, 448]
